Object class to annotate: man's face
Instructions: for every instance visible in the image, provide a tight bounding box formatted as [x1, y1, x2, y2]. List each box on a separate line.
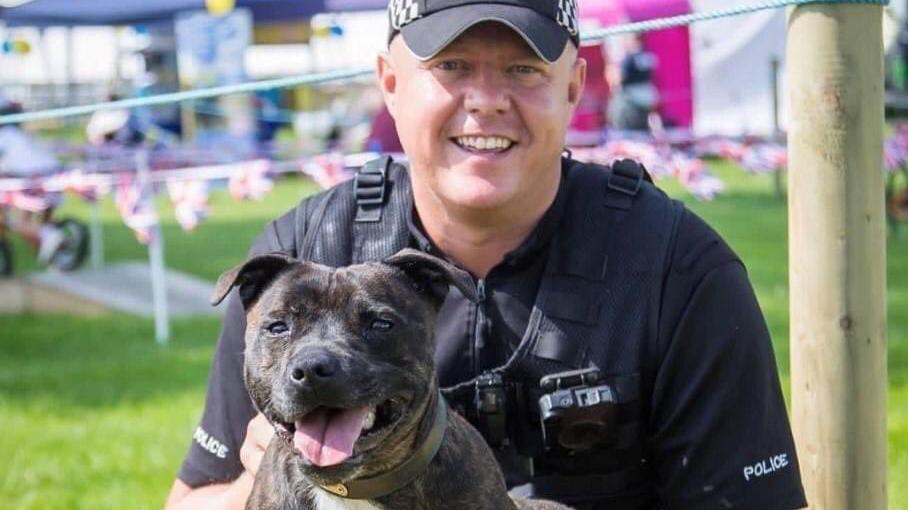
[378, 23, 586, 214]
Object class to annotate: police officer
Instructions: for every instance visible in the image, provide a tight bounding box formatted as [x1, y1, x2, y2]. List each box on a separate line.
[165, 0, 808, 508]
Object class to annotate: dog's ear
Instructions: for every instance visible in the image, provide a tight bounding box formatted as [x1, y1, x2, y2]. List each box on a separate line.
[211, 252, 297, 309]
[384, 248, 478, 306]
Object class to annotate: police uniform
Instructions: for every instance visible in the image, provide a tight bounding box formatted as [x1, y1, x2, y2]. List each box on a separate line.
[178, 157, 807, 510]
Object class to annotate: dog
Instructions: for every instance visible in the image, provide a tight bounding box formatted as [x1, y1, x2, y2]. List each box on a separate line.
[212, 248, 573, 510]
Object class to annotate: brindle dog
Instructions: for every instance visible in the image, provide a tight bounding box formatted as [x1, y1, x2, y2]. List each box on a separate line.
[212, 249, 572, 510]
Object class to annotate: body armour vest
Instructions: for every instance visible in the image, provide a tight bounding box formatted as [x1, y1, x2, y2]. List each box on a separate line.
[289, 156, 684, 508]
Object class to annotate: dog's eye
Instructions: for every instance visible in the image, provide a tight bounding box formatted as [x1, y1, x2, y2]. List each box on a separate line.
[266, 321, 289, 335]
[370, 318, 394, 332]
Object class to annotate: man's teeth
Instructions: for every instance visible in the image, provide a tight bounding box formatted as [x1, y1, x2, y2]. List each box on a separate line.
[363, 408, 376, 431]
[456, 136, 513, 151]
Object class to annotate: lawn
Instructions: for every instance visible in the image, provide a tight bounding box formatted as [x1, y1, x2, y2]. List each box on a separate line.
[0, 164, 905, 509]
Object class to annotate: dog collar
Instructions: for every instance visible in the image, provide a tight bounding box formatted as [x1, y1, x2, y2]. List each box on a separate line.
[319, 392, 448, 500]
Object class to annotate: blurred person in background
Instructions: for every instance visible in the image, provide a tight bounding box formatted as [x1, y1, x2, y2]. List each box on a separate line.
[0, 96, 67, 263]
[607, 33, 660, 131]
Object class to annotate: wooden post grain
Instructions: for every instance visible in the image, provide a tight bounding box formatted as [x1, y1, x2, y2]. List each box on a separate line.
[787, 4, 887, 509]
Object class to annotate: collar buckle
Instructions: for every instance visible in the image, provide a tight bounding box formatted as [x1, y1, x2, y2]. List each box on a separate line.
[322, 483, 350, 497]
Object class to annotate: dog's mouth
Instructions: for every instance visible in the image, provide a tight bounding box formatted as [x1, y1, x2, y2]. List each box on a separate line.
[273, 398, 404, 467]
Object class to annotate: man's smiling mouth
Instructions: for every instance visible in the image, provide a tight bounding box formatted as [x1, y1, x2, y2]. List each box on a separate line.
[452, 135, 515, 152]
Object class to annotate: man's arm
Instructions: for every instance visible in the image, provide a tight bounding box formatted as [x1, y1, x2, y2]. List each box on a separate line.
[164, 413, 273, 509]
[648, 210, 807, 510]
[164, 208, 301, 510]
[164, 475, 253, 510]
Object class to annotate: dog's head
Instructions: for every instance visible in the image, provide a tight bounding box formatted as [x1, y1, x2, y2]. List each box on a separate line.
[212, 248, 475, 482]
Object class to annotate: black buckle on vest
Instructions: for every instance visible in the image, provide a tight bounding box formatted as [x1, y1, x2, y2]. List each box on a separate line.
[607, 159, 644, 197]
[355, 156, 390, 223]
[475, 371, 509, 448]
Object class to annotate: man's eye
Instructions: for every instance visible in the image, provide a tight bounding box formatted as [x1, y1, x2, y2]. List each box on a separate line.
[435, 60, 465, 72]
[370, 318, 394, 332]
[266, 322, 289, 335]
[510, 64, 540, 74]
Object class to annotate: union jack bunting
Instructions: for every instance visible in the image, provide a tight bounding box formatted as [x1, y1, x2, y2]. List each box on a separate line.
[228, 160, 273, 201]
[739, 143, 787, 175]
[0, 190, 60, 213]
[389, 0, 421, 30]
[884, 124, 908, 173]
[115, 174, 158, 244]
[167, 179, 210, 232]
[44, 170, 102, 203]
[301, 152, 354, 190]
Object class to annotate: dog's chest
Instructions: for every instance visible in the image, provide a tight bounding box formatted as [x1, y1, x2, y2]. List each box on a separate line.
[308, 487, 385, 510]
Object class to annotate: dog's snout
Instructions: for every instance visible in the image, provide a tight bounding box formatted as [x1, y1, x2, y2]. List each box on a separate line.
[289, 352, 340, 386]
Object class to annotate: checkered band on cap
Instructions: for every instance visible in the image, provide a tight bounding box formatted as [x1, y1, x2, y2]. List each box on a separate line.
[556, 0, 579, 36]
[389, 0, 422, 30]
[390, 0, 579, 38]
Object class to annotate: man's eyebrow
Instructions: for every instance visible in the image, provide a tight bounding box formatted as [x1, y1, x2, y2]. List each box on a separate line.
[435, 46, 544, 62]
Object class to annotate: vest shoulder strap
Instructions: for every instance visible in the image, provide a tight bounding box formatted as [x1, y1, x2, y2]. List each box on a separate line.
[604, 158, 653, 210]
[295, 155, 411, 266]
[525, 158, 681, 371]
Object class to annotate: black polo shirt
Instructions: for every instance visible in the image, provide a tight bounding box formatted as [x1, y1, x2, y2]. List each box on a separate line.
[178, 168, 806, 510]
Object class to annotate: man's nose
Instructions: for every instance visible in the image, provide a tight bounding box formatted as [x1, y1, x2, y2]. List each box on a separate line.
[464, 70, 510, 115]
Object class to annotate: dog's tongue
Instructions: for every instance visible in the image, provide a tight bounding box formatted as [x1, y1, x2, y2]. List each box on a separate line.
[294, 407, 370, 466]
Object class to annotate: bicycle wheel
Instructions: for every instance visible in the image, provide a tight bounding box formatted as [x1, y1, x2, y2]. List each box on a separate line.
[49, 218, 89, 271]
[0, 239, 12, 276]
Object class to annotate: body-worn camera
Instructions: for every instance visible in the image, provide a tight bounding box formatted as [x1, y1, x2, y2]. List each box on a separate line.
[538, 367, 619, 451]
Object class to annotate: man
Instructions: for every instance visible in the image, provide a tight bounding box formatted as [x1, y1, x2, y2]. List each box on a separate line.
[165, 1, 807, 508]
[607, 33, 659, 131]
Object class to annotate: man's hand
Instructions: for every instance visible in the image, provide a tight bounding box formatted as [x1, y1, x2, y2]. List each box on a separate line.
[163, 414, 273, 510]
[240, 413, 275, 477]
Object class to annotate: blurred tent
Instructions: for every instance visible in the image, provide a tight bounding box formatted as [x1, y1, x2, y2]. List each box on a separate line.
[0, 0, 327, 26]
[580, 0, 786, 136]
[689, 0, 786, 136]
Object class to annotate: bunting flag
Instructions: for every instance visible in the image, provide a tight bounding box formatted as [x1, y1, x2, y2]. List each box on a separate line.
[115, 173, 158, 244]
[739, 143, 788, 174]
[228, 160, 273, 201]
[572, 139, 723, 201]
[300, 152, 353, 189]
[884, 125, 908, 174]
[0, 188, 61, 212]
[672, 155, 725, 201]
[5, 128, 908, 244]
[167, 179, 210, 232]
[43, 169, 107, 202]
[690, 135, 748, 161]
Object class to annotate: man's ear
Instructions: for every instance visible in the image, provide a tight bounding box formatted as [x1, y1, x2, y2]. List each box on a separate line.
[568, 56, 587, 109]
[211, 252, 297, 309]
[376, 50, 398, 116]
[384, 248, 478, 307]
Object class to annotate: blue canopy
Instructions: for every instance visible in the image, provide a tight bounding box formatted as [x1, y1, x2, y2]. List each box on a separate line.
[0, 0, 330, 26]
[324, 0, 386, 11]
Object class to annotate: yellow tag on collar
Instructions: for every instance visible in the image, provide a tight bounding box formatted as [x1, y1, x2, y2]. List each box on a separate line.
[322, 483, 349, 497]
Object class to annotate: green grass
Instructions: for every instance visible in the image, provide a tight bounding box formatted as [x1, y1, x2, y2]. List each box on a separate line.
[0, 316, 219, 510]
[0, 166, 906, 509]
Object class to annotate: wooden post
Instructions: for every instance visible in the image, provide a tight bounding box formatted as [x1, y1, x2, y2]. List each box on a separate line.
[788, 4, 887, 510]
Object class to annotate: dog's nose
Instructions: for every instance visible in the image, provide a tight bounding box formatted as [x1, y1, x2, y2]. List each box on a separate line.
[289, 352, 340, 385]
